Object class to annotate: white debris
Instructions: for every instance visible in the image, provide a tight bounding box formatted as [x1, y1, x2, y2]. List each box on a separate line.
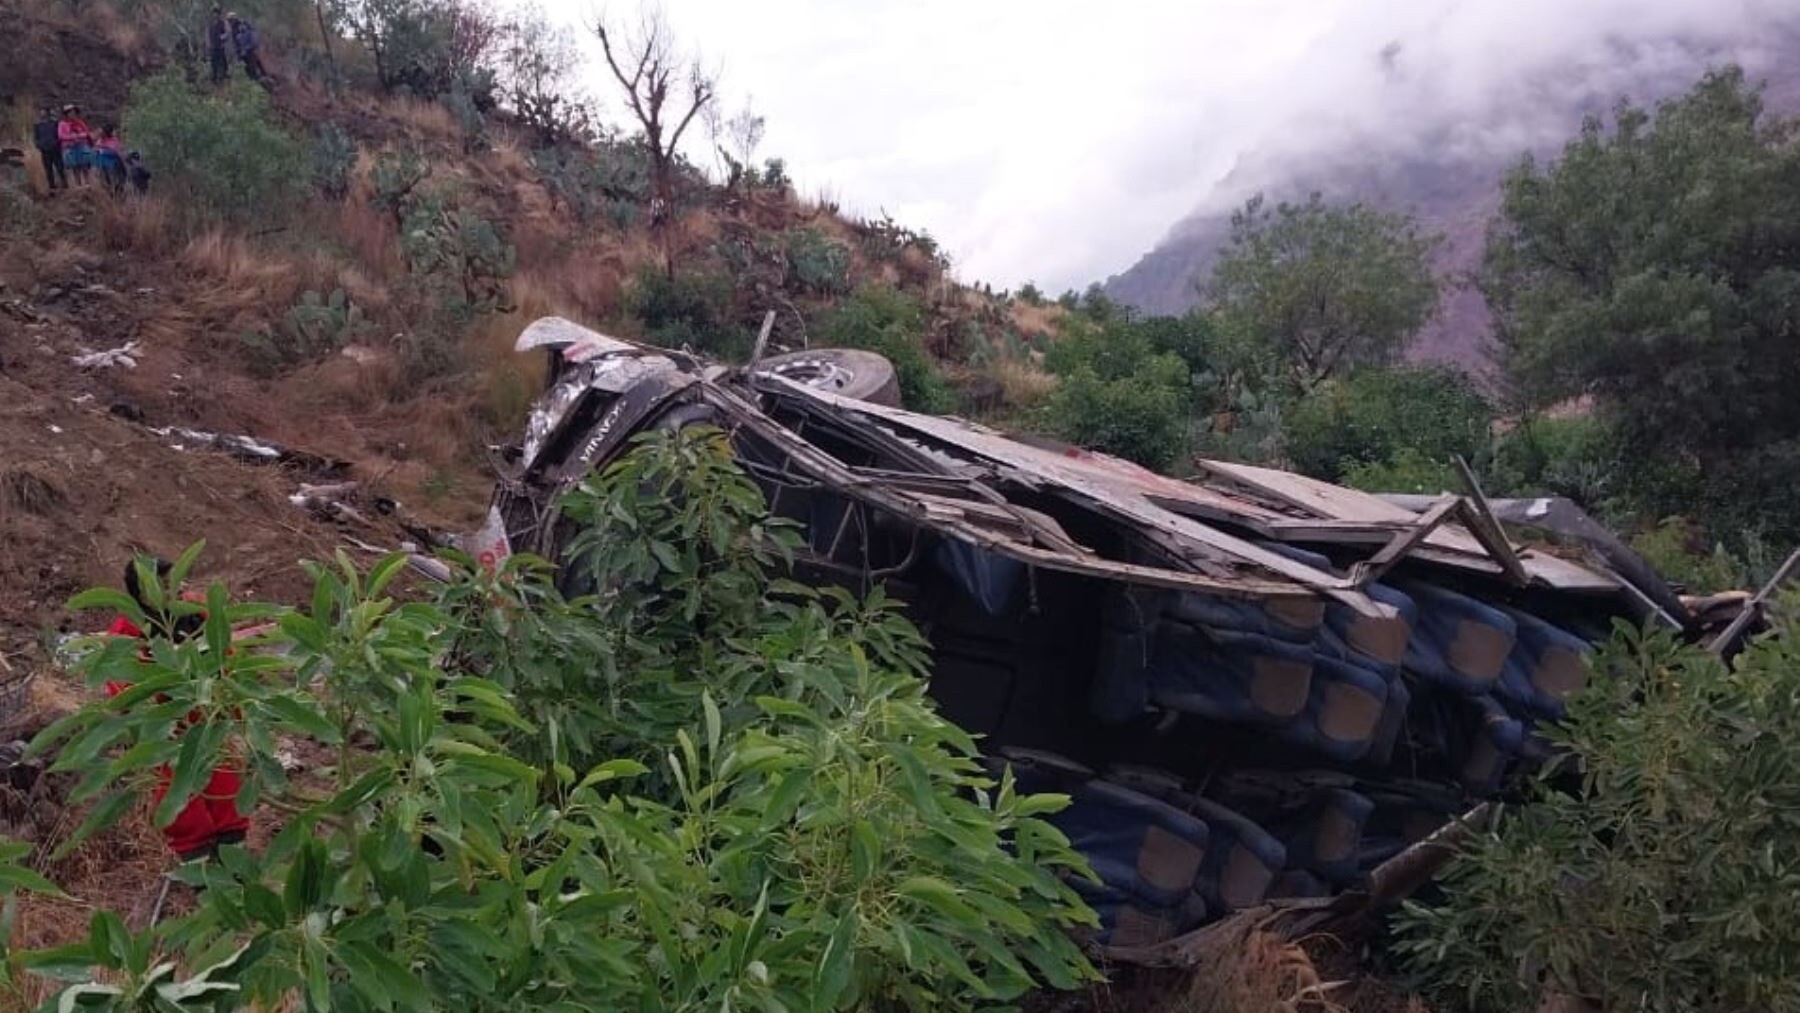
[47, 425, 62, 434]
[71, 340, 142, 370]
[71, 393, 94, 405]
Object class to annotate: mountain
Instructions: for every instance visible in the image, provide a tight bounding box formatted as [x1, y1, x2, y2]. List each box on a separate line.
[1102, 13, 1800, 371]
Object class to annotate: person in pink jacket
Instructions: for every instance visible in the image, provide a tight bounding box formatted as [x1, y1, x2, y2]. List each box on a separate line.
[58, 105, 95, 188]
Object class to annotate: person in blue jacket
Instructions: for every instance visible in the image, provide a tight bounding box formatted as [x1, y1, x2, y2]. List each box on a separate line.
[228, 13, 265, 83]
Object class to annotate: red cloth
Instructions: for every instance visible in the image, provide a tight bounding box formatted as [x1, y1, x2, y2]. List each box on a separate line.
[104, 614, 251, 856]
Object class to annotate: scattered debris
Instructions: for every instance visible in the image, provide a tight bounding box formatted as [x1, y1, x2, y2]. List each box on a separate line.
[71, 340, 142, 370]
[145, 426, 349, 477]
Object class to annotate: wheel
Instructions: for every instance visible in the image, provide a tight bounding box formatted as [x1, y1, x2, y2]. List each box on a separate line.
[756, 348, 902, 407]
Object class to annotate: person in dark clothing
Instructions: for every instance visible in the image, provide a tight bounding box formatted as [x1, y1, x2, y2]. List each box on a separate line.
[227, 13, 265, 83]
[32, 107, 66, 191]
[206, 6, 230, 85]
[126, 151, 152, 195]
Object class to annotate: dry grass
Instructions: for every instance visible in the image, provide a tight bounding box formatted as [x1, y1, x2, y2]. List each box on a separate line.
[988, 355, 1058, 411]
[95, 193, 179, 256]
[1010, 299, 1067, 338]
[382, 95, 458, 140]
[27, 240, 95, 283]
[92, 4, 150, 61]
[484, 138, 532, 179]
[334, 197, 404, 281]
[1180, 921, 1347, 1013]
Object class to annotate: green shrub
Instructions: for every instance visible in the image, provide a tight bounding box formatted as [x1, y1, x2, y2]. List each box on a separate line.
[624, 266, 750, 360]
[17, 431, 1099, 1011]
[817, 286, 954, 413]
[1284, 366, 1490, 482]
[370, 146, 431, 225]
[1627, 517, 1750, 594]
[401, 201, 516, 316]
[1486, 415, 1619, 509]
[531, 142, 648, 226]
[122, 71, 304, 222]
[1039, 317, 1196, 470]
[244, 288, 367, 371]
[783, 227, 852, 295]
[1043, 355, 1192, 471]
[443, 84, 487, 153]
[310, 122, 359, 200]
[1395, 622, 1800, 1011]
[1340, 446, 1458, 494]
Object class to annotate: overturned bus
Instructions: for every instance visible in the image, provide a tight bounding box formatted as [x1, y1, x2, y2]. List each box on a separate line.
[473, 318, 1687, 951]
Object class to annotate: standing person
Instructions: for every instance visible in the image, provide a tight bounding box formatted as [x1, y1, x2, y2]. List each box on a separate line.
[58, 104, 94, 188]
[227, 13, 265, 84]
[206, 5, 230, 85]
[103, 559, 252, 863]
[126, 150, 152, 195]
[32, 107, 66, 192]
[94, 124, 127, 194]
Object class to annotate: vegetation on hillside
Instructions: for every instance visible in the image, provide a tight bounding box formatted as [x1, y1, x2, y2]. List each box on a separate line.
[1395, 617, 1800, 1011]
[0, 432, 1098, 1010]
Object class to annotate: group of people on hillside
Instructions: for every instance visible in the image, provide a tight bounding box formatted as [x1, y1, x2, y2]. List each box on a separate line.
[207, 7, 266, 86]
[32, 104, 150, 196]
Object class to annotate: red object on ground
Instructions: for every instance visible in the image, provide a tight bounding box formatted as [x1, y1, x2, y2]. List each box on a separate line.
[103, 614, 252, 857]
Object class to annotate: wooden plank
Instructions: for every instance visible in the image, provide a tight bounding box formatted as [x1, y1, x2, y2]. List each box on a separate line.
[1453, 457, 1529, 586]
[1350, 494, 1460, 586]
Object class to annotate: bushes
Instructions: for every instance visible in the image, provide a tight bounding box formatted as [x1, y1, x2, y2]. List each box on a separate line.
[1395, 622, 1800, 1011]
[783, 227, 852, 295]
[623, 266, 750, 360]
[123, 71, 304, 222]
[310, 122, 358, 200]
[243, 288, 368, 371]
[817, 286, 954, 413]
[16, 432, 1098, 1011]
[1041, 318, 1194, 470]
[400, 201, 516, 315]
[1284, 366, 1490, 483]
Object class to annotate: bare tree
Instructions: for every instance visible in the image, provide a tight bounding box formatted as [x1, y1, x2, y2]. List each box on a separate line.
[592, 5, 716, 226]
[706, 95, 765, 188]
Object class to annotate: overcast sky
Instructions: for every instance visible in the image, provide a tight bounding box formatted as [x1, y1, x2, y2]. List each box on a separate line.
[542, 0, 1800, 292]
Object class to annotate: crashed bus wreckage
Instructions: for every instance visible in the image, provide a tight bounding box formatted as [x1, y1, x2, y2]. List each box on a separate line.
[472, 317, 1686, 955]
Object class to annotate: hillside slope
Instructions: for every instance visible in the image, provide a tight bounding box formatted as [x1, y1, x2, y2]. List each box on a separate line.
[0, 0, 1053, 667]
[1103, 20, 1800, 369]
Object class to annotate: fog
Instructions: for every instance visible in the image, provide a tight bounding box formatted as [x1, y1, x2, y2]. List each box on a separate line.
[548, 0, 1800, 290]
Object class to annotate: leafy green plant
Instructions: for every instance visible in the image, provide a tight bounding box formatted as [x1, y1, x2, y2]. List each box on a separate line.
[1041, 317, 1196, 470]
[370, 147, 431, 227]
[531, 142, 649, 226]
[1395, 621, 1800, 1012]
[9, 431, 1098, 1011]
[817, 286, 954, 413]
[783, 227, 853, 295]
[123, 71, 305, 222]
[443, 84, 488, 153]
[1284, 366, 1490, 483]
[310, 122, 359, 200]
[244, 288, 368, 371]
[623, 265, 749, 359]
[401, 201, 516, 315]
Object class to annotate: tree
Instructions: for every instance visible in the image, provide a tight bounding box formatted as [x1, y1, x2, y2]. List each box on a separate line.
[1482, 66, 1800, 541]
[592, 4, 716, 225]
[707, 95, 765, 188]
[1206, 193, 1438, 393]
[351, 0, 499, 101]
[494, 6, 590, 145]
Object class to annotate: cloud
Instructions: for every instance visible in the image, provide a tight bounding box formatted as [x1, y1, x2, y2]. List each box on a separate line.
[542, 0, 1800, 291]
